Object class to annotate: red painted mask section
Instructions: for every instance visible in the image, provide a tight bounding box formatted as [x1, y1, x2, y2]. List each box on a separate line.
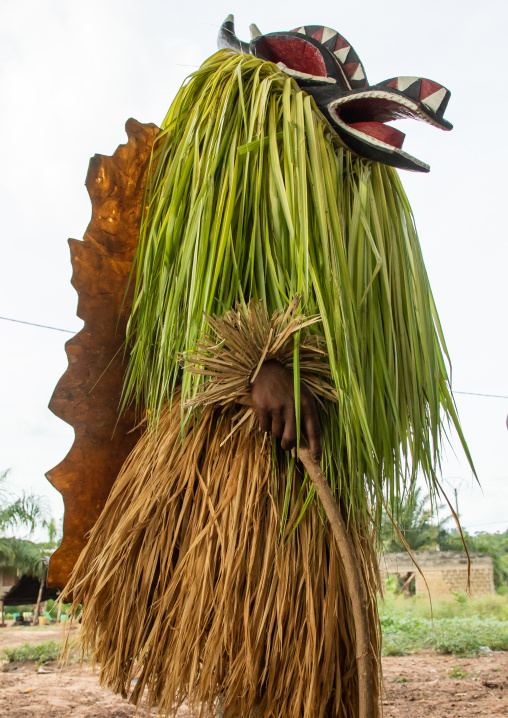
[256, 36, 327, 77]
[349, 122, 406, 149]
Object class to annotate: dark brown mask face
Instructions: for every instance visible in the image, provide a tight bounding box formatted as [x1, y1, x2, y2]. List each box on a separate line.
[218, 17, 452, 173]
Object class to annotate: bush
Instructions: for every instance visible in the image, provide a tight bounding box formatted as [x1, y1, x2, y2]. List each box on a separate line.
[379, 607, 508, 656]
[2, 641, 60, 664]
[3, 604, 33, 615]
[381, 615, 433, 656]
[432, 617, 508, 655]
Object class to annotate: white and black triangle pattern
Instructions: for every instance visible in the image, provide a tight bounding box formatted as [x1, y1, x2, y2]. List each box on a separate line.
[292, 25, 368, 88]
[378, 77, 451, 118]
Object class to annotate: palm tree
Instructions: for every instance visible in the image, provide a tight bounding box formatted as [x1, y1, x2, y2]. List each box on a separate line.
[0, 469, 48, 624]
[37, 517, 62, 551]
[381, 487, 451, 553]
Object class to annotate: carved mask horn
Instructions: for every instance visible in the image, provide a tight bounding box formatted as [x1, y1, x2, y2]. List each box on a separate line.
[218, 14, 250, 53]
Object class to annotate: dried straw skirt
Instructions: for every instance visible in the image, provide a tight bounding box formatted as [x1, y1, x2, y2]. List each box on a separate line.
[65, 398, 381, 718]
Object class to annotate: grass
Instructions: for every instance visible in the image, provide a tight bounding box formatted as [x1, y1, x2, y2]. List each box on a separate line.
[379, 593, 508, 656]
[381, 592, 508, 621]
[2, 641, 60, 664]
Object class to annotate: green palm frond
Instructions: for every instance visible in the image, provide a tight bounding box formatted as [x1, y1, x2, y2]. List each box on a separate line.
[0, 538, 47, 581]
[0, 470, 48, 580]
[381, 487, 451, 552]
[122, 50, 474, 521]
[0, 470, 48, 535]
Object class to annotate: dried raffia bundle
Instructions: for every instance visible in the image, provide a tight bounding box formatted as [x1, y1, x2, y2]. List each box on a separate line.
[62, 47, 474, 718]
[184, 296, 336, 425]
[65, 300, 380, 716]
[65, 385, 381, 718]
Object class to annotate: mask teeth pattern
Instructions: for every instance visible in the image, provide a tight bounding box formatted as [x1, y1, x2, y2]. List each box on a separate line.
[218, 17, 453, 171]
[381, 77, 451, 117]
[292, 25, 368, 88]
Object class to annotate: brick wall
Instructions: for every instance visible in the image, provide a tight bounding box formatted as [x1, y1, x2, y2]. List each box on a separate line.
[379, 551, 495, 597]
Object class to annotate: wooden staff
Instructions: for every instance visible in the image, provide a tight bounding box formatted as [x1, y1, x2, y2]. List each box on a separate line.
[298, 447, 375, 718]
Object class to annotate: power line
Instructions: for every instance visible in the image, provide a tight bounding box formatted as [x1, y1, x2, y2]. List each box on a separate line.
[0, 316, 76, 334]
[459, 519, 508, 531]
[454, 390, 508, 400]
[1, 314, 508, 400]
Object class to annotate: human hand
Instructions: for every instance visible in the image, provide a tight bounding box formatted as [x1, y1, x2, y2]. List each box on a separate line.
[251, 360, 322, 462]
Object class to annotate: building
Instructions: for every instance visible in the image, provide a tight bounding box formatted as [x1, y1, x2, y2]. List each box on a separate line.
[379, 550, 495, 597]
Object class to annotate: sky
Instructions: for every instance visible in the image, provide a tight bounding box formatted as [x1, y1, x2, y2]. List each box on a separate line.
[0, 0, 507, 541]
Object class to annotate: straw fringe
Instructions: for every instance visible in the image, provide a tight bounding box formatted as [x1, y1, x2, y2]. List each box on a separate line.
[65, 397, 380, 717]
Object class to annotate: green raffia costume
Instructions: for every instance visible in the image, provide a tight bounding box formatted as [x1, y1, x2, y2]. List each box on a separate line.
[65, 51, 471, 718]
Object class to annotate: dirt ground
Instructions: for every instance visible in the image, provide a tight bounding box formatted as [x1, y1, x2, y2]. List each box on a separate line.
[383, 651, 508, 717]
[1, 625, 507, 717]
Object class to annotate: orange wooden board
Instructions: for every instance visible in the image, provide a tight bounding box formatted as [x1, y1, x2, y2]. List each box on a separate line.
[46, 119, 159, 589]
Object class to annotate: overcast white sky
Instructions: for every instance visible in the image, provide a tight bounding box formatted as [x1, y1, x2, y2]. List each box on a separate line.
[1, 0, 507, 539]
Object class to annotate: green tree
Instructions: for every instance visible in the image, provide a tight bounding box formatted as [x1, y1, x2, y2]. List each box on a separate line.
[439, 528, 508, 589]
[381, 487, 451, 552]
[37, 517, 63, 552]
[0, 470, 48, 581]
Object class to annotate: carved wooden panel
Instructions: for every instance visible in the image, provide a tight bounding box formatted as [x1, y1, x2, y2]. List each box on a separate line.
[46, 119, 159, 589]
